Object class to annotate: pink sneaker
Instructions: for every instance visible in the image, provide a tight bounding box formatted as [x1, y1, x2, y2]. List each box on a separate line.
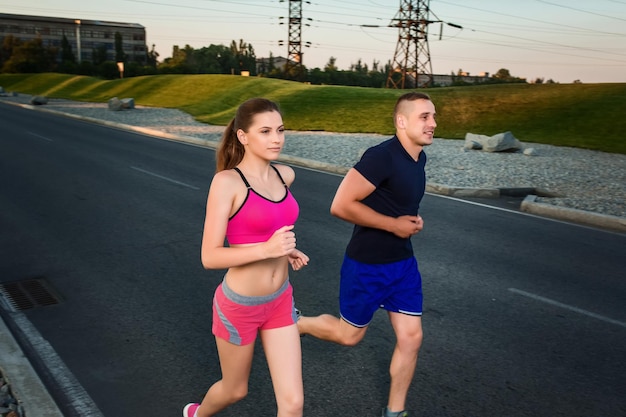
[183, 403, 200, 417]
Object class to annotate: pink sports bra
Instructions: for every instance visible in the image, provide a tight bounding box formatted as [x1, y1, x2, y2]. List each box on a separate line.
[226, 165, 299, 245]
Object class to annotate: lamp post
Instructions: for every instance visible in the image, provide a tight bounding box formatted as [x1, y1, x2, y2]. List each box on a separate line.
[74, 19, 81, 64]
[117, 62, 124, 79]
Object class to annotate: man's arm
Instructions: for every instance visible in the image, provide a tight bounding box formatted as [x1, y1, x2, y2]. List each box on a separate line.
[330, 168, 422, 238]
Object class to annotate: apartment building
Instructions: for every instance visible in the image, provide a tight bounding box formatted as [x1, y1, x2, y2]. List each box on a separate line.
[0, 13, 147, 64]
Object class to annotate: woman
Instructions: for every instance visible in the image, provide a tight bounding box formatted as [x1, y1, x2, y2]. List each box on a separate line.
[183, 98, 309, 417]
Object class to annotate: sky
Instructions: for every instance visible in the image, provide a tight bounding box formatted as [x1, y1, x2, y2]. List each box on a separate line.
[2, 0, 625, 83]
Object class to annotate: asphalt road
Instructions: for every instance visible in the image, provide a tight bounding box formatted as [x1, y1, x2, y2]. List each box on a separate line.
[1, 103, 625, 417]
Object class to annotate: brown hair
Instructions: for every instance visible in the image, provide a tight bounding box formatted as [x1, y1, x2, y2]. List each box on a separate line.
[393, 92, 432, 123]
[216, 98, 282, 172]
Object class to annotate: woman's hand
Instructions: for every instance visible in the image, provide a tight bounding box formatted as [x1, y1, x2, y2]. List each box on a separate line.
[288, 249, 310, 271]
[263, 225, 297, 259]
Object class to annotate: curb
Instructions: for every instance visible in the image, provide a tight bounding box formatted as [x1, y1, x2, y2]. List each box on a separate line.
[427, 181, 626, 233]
[521, 195, 626, 233]
[426, 182, 500, 198]
[0, 314, 64, 417]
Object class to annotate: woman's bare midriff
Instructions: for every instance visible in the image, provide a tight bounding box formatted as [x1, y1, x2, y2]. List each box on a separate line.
[224, 243, 289, 297]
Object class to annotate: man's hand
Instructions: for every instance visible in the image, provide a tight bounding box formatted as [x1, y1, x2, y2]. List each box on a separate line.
[391, 215, 424, 238]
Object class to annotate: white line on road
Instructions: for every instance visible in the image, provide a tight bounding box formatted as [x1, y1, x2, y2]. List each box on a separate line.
[130, 166, 199, 190]
[508, 287, 626, 328]
[27, 131, 53, 142]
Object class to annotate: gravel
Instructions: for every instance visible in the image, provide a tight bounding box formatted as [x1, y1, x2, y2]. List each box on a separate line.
[2, 95, 625, 219]
[0, 372, 23, 416]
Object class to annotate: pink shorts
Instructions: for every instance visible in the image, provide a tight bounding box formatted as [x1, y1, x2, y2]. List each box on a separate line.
[212, 279, 296, 346]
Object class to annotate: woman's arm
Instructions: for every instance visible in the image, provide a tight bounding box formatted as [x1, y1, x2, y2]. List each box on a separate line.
[200, 170, 297, 270]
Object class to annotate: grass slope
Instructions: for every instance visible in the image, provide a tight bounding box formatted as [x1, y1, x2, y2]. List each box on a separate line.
[1, 73, 624, 154]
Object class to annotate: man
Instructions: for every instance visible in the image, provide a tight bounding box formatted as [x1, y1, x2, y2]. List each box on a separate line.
[298, 92, 436, 417]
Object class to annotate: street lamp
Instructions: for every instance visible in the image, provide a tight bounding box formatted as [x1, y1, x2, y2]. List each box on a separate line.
[74, 19, 81, 64]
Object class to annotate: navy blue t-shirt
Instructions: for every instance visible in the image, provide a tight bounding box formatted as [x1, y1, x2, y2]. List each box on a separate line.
[345, 136, 427, 264]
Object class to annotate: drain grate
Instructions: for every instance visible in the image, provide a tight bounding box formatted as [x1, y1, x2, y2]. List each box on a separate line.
[0, 277, 61, 311]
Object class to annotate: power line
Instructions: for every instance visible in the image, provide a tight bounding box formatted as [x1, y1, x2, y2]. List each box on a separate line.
[535, 0, 626, 22]
[467, 27, 626, 59]
[443, 36, 626, 64]
[124, 0, 280, 17]
[434, 0, 625, 37]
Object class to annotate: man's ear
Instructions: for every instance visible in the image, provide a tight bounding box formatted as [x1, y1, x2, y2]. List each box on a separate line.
[396, 114, 406, 129]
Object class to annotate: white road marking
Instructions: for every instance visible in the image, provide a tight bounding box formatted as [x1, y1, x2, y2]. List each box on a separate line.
[130, 166, 199, 190]
[508, 287, 626, 328]
[27, 131, 53, 142]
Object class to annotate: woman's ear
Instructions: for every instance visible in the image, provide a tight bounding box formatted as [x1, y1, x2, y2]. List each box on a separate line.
[237, 129, 247, 145]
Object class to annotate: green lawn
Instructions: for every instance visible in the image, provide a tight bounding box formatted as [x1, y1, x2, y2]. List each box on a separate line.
[1, 73, 625, 154]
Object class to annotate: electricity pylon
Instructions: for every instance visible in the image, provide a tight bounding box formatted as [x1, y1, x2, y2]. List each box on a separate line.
[386, 0, 434, 89]
[281, 0, 305, 80]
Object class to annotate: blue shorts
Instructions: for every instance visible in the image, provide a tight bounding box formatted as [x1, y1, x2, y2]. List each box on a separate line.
[339, 255, 423, 327]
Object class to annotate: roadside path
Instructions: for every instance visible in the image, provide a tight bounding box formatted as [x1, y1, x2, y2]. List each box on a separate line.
[2, 94, 625, 231]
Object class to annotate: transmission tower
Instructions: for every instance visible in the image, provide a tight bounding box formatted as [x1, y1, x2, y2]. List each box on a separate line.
[282, 0, 305, 80]
[386, 0, 434, 89]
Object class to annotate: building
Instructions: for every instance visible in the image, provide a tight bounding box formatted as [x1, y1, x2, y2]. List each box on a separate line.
[256, 56, 290, 74]
[0, 13, 147, 64]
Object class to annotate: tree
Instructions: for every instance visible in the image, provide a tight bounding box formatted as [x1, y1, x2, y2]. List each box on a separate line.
[2, 37, 57, 73]
[493, 68, 512, 80]
[92, 44, 108, 66]
[61, 35, 75, 62]
[350, 59, 368, 75]
[307, 67, 330, 85]
[159, 44, 235, 74]
[228, 39, 256, 75]
[368, 64, 387, 88]
[268, 53, 276, 73]
[324, 56, 338, 72]
[159, 45, 190, 73]
[0, 35, 21, 70]
[57, 35, 77, 73]
[492, 68, 527, 84]
[114, 32, 126, 63]
[146, 44, 159, 69]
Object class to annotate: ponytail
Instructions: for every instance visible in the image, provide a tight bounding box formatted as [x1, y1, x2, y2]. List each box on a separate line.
[216, 118, 244, 172]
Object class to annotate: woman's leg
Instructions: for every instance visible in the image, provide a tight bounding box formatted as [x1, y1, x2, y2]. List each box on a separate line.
[196, 337, 255, 417]
[261, 324, 304, 417]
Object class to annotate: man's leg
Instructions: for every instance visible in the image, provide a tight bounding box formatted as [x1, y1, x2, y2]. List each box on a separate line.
[297, 315, 367, 347]
[386, 312, 423, 413]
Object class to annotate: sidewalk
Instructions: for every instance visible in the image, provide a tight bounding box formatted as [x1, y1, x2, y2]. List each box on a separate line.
[0, 313, 64, 417]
